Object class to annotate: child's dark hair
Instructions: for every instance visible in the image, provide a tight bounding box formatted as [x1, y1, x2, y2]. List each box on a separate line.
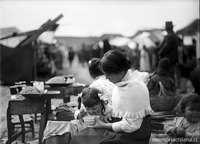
[100, 49, 131, 74]
[180, 93, 200, 113]
[78, 87, 106, 115]
[88, 58, 104, 79]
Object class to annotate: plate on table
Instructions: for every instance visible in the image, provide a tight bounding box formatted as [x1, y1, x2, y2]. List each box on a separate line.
[45, 82, 73, 87]
[20, 91, 61, 100]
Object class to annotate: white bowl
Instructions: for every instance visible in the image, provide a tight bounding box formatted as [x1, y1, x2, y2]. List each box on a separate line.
[83, 115, 99, 126]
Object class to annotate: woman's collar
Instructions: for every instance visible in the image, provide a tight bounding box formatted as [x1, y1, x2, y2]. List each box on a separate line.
[115, 69, 131, 86]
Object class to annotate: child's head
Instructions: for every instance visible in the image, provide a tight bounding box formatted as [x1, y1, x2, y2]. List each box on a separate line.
[88, 58, 104, 79]
[180, 93, 200, 124]
[156, 58, 171, 76]
[78, 87, 105, 115]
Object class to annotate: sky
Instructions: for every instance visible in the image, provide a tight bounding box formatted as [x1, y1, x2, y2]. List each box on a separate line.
[0, 0, 199, 37]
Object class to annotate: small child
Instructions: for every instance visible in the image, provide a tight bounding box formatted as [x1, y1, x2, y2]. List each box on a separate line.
[75, 87, 112, 123]
[43, 87, 112, 142]
[164, 93, 200, 143]
[88, 58, 115, 104]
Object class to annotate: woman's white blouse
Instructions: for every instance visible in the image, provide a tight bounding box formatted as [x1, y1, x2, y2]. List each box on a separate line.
[111, 69, 153, 133]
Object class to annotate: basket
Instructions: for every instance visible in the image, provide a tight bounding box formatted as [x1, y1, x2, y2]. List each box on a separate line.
[150, 95, 180, 112]
[150, 82, 180, 112]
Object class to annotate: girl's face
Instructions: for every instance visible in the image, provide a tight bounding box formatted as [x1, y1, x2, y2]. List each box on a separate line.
[184, 103, 200, 124]
[105, 71, 126, 83]
[85, 103, 102, 115]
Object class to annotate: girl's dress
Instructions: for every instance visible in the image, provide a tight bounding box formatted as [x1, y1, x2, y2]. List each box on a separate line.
[72, 69, 153, 144]
[164, 117, 200, 144]
[89, 75, 115, 104]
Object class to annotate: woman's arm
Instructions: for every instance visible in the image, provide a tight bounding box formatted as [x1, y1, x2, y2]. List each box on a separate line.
[112, 117, 143, 133]
[94, 117, 143, 133]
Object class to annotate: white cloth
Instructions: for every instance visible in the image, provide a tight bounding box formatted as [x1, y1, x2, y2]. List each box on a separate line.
[43, 120, 85, 141]
[111, 69, 153, 133]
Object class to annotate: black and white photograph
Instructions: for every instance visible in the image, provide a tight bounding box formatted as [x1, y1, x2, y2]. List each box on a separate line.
[0, 0, 199, 144]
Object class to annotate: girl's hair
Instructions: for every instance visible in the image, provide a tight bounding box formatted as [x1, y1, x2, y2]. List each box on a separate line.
[100, 50, 131, 74]
[88, 58, 104, 79]
[78, 87, 106, 115]
[180, 93, 200, 113]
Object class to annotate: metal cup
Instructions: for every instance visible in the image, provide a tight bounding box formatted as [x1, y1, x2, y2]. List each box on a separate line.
[10, 85, 18, 95]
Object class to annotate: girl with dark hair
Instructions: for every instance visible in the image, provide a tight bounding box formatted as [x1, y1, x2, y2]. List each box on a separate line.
[43, 87, 112, 144]
[75, 87, 112, 121]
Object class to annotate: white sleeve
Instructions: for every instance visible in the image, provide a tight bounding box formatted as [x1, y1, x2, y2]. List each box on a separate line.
[112, 117, 143, 133]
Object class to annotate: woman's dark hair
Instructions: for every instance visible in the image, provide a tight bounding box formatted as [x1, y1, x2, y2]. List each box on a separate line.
[78, 87, 106, 115]
[180, 93, 200, 113]
[88, 58, 104, 79]
[100, 50, 131, 74]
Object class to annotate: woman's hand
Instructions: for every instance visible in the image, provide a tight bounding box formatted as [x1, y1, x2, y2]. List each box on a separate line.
[92, 118, 113, 130]
[93, 118, 106, 128]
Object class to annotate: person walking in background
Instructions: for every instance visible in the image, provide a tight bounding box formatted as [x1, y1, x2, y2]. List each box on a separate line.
[158, 21, 179, 83]
[158, 21, 179, 66]
[140, 45, 151, 72]
[68, 47, 75, 66]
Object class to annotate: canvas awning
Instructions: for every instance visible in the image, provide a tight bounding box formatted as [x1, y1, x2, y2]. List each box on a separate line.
[0, 14, 63, 84]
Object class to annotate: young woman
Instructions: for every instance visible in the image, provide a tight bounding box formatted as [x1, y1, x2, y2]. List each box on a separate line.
[71, 50, 153, 144]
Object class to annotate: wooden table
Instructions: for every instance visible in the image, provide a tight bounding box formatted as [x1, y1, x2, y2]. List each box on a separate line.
[6, 83, 87, 144]
[6, 91, 61, 144]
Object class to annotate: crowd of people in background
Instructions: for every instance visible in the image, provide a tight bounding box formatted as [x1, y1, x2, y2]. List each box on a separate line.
[66, 21, 197, 95]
